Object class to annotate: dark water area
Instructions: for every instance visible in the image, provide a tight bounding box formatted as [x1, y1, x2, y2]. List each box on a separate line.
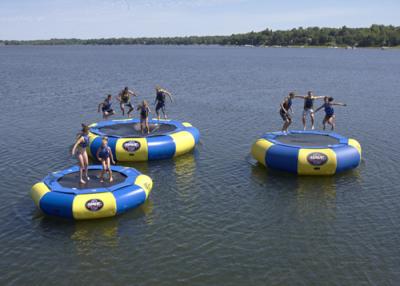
[0, 45, 400, 285]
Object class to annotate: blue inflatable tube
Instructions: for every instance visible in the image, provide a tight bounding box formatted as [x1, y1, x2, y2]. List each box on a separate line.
[31, 165, 153, 219]
[88, 119, 200, 162]
[251, 130, 362, 175]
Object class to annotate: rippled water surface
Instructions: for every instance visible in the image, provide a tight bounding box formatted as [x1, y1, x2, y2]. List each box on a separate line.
[1, 46, 400, 285]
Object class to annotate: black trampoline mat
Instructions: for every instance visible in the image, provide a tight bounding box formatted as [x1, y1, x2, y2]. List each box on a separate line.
[57, 170, 127, 189]
[275, 133, 340, 147]
[97, 123, 177, 138]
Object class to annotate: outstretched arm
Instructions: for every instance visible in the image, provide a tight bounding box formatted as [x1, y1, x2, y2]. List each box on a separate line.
[161, 88, 172, 95]
[159, 88, 169, 93]
[71, 137, 83, 155]
[166, 92, 173, 103]
[96, 148, 101, 161]
[160, 89, 173, 102]
[109, 147, 115, 164]
[332, 102, 347, 106]
[314, 104, 324, 113]
[98, 102, 103, 112]
[313, 96, 325, 99]
[128, 90, 137, 97]
[294, 95, 305, 99]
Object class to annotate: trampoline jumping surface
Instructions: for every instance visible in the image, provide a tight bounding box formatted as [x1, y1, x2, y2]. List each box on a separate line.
[57, 170, 127, 189]
[97, 123, 177, 138]
[275, 133, 340, 147]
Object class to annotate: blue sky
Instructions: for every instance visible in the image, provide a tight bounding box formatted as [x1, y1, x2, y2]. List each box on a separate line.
[1, 0, 399, 40]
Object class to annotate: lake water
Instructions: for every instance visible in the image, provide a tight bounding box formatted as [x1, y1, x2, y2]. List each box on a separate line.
[1, 46, 400, 285]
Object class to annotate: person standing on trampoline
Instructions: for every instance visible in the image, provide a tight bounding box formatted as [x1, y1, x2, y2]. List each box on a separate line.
[117, 87, 137, 117]
[315, 96, 347, 131]
[137, 100, 151, 134]
[96, 137, 115, 183]
[296, 91, 324, 130]
[279, 92, 296, 132]
[98, 94, 115, 119]
[71, 124, 90, 184]
[154, 86, 173, 120]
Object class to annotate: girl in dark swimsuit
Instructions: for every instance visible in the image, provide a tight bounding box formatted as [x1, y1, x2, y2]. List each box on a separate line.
[96, 137, 115, 183]
[117, 87, 137, 117]
[154, 86, 173, 120]
[137, 100, 151, 134]
[279, 92, 296, 132]
[315, 96, 346, 130]
[296, 91, 324, 130]
[71, 124, 90, 184]
[98, 94, 114, 119]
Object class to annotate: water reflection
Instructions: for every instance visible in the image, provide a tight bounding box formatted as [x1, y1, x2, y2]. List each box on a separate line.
[250, 162, 362, 219]
[172, 153, 197, 194]
[36, 199, 154, 254]
[119, 160, 150, 175]
[121, 152, 198, 201]
[119, 152, 197, 186]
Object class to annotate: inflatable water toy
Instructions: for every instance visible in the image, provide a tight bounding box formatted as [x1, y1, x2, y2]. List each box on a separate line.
[87, 119, 200, 162]
[251, 131, 361, 175]
[31, 165, 152, 219]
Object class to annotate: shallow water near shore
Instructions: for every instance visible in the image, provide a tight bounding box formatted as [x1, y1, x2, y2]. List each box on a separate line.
[0, 46, 400, 285]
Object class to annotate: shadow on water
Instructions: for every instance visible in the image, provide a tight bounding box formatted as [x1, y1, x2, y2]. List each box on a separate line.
[33, 199, 154, 252]
[251, 156, 362, 223]
[118, 152, 201, 223]
[118, 151, 198, 183]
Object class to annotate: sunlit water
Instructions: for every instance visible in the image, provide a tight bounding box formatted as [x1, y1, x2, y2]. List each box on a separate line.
[0, 46, 399, 285]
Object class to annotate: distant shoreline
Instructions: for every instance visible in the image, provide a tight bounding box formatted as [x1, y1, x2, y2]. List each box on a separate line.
[1, 44, 399, 50]
[1, 25, 399, 48]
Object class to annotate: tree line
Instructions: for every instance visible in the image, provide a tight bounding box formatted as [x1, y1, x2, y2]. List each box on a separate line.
[1, 25, 400, 47]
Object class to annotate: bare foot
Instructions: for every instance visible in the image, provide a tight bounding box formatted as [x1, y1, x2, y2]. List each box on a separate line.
[80, 179, 86, 184]
[109, 176, 113, 183]
[100, 178, 104, 183]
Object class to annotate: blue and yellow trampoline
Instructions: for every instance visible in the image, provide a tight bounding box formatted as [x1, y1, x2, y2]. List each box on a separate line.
[31, 165, 153, 219]
[88, 119, 200, 162]
[251, 131, 361, 175]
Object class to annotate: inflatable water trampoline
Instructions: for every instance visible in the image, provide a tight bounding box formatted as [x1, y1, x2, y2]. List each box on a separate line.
[31, 165, 153, 219]
[251, 131, 361, 175]
[87, 119, 200, 162]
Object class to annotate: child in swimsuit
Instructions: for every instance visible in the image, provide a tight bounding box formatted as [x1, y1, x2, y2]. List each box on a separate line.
[71, 124, 90, 184]
[117, 87, 137, 117]
[137, 100, 151, 134]
[96, 137, 115, 182]
[295, 91, 325, 130]
[154, 86, 173, 120]
[315, 96, 347, 130]
[98, 94, 114, 119]
[279, 92, 296, 132]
